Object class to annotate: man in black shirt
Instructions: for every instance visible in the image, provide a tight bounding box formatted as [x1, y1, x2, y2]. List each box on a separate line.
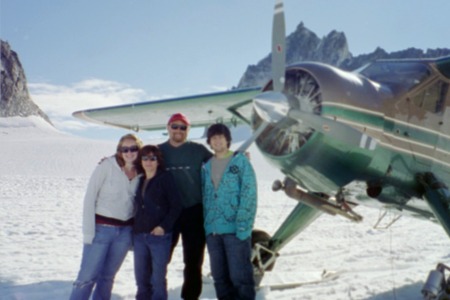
[158, 113, 212, 300]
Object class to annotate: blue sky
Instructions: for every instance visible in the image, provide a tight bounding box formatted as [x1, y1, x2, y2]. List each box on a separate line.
[2, 0, 449, 140]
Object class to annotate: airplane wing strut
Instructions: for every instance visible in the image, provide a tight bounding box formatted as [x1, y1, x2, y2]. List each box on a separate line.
[418, 172, 450, 238]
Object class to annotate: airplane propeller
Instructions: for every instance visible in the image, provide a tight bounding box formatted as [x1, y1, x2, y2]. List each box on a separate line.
[250, 0, 374, 153]
[271, 0, 286, 93]
[253, 0, 289, 123]
[253, 91, 288, 123]
[238, 0, 289, 152]
[241, 0, 367, 154]
[254, 0, 289, 121]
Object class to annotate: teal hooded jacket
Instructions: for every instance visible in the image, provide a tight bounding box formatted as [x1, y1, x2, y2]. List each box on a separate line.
[201, 152, 257, 240]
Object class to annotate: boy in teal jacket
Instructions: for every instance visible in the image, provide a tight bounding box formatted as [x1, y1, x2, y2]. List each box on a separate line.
[202, 123, 257, 300]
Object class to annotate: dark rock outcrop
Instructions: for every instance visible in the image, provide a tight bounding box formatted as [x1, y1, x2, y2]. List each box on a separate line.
[1, 40, 52, 125]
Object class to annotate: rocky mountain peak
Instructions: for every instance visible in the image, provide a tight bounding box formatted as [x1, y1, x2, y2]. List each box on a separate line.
[237, 23, 450, 88]
[1, 40, 52, 125]
[313, 30, 351, 66]
[285, 22, 321, 64]
[237, 23, 352, 88]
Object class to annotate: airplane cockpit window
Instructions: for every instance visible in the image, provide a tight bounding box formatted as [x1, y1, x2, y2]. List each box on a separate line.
[360, 61, 432, 94]
[411, 80, 449, 114]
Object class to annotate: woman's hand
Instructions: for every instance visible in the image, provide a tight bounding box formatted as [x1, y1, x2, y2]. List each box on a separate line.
[151, 226, 165, 236]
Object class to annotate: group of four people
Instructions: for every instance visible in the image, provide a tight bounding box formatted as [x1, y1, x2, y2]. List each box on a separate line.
[69, 113, 258, 300]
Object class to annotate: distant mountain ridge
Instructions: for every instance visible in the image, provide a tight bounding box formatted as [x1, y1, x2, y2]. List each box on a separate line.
[2, 22, 450, 125]
[237, 22, 450, 88]
[0, 40, 52, 125]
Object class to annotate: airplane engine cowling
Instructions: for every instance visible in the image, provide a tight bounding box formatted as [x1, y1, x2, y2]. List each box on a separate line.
[252, 62, 392, 157]
[253, 68, 321, 156]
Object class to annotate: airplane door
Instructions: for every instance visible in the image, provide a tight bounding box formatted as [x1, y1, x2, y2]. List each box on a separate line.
[408, 78, 450, 174]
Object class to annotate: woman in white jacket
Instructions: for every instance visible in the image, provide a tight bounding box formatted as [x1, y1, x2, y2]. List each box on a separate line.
[70, 134, 143, 300]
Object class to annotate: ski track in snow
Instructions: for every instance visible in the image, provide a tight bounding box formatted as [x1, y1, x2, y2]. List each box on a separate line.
[1, 118, 449, 300]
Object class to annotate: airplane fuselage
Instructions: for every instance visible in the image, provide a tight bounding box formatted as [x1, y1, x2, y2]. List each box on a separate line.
[254, 56, 450, 221]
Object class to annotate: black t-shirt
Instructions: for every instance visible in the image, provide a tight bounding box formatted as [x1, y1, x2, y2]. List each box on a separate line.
[158, 141, 212, 208]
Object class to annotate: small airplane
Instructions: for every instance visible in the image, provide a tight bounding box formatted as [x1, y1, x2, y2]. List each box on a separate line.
[73, 0, 450, 297]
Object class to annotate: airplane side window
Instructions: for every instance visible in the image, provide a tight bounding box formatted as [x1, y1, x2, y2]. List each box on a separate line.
[360, 61, 431, 94]
[411, 80, 449, 114]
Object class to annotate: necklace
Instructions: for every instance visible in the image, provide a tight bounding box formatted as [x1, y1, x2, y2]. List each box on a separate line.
[122, 166, 136, 180]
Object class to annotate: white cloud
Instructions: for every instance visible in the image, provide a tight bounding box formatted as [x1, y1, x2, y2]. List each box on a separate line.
[210, 85, 230, 92]
[28, 79, 148, 132]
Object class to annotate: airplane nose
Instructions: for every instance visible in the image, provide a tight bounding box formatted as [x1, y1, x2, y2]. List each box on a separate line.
[253, 91, 290, 124]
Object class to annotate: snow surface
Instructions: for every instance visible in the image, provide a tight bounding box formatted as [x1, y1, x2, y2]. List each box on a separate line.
[1, 117, 449, 300]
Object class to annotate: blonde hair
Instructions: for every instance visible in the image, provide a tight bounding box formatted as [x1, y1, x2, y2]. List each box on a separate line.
[115, 134, 144, 170]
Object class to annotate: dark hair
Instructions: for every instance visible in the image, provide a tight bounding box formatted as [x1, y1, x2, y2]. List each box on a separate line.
[138, 145, 165, 172]
[115, 134, 143, 172]
[206, 123, 231, 148]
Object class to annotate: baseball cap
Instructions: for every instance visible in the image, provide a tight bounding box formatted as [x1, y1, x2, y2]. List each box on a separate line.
[167, 113, 190, 125]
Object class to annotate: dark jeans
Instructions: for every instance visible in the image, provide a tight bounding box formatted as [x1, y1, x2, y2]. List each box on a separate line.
[206, 234, 255, 300]
[134, 232, 172, 300]
[170, 204, 206, 300]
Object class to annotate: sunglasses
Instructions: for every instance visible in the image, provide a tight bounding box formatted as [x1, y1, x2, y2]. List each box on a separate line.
[170, 124, 187, 131]
[120, 146, 139, 153]
[142, 155, 158, 162]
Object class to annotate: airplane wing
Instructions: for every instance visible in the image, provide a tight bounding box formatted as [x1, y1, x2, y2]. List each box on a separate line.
[72, 87, 261, 131]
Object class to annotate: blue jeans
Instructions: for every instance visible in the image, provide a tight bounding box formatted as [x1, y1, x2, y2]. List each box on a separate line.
[206, 234, 255, 300]
[133, 232, 172, 300]
[69, 224, 132, 300]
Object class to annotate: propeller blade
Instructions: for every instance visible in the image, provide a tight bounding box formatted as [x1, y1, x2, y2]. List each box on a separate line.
[253, 91, 289, 123]
[272, 0, 286, 92]
[237, 0, 287, 153]
[237, 121, 270, 153]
